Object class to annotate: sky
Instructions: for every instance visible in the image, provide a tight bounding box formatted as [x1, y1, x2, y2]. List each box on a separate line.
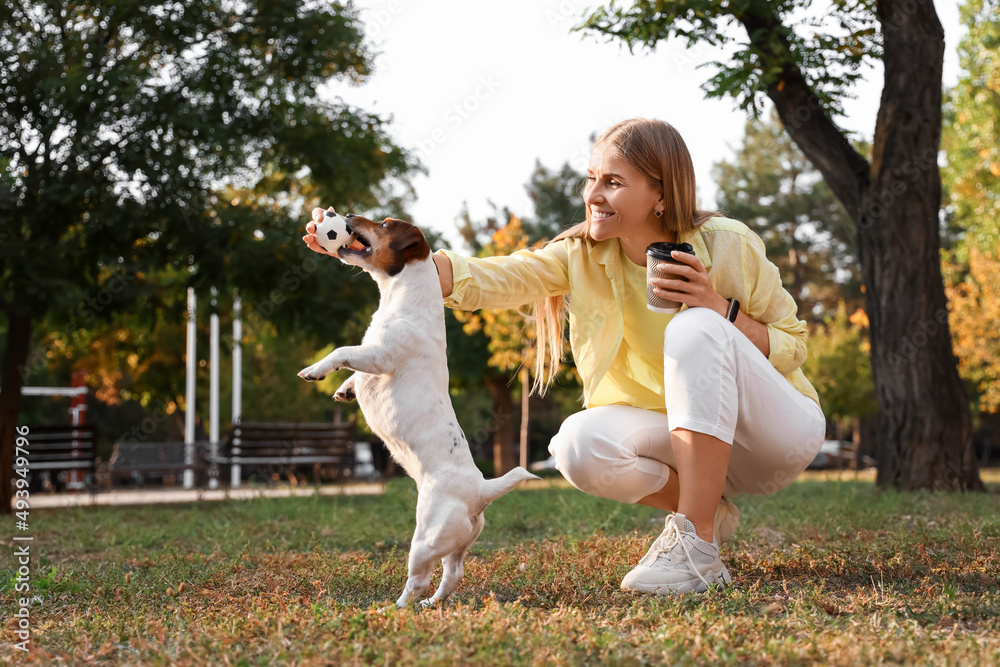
[322, 0, 966, 248]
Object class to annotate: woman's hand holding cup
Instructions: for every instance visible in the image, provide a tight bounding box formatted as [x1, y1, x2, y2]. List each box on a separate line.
[646, 242, 728, 316]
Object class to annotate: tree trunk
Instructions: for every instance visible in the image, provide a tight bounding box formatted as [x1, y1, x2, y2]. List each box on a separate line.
[741, 0, 982, 491]
[857, 413, 878, 471]
[1, 310, 33, 515]
[485, 375, 515, 476]
[861, 0, 981, 490]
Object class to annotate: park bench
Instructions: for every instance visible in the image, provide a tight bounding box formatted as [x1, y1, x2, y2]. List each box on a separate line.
[210, 421, 358, 485]
[20, 425, 98, 492]
[106, 440, 211, 487]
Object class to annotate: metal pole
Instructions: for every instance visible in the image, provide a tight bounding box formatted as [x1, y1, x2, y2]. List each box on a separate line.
[67, 370, 87, 490]
[209, 286, 219, 490]
[184, 287, 196, 489]
[231, 292, 242, 488]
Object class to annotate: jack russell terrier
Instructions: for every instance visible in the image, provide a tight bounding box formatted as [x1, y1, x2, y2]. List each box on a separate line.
[298, 211, 538, 608]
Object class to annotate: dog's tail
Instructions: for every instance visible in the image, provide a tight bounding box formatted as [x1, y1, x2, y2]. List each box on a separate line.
[476, 467, 539, 514]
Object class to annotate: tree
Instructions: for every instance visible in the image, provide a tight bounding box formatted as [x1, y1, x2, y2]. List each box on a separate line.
[937, 0, 1000, 420]
[941, 0, 1000, 261]
[524, 159, 588, 241]
[580, 0, 982, 491]
[713, 109, 863, 324]
[942, 245, 1000, 415]
[453, 216, 537, 475]
[0, 0, 416, 512]
[801, 300, 877, 441]
[38, 275, 371, 444]
[451, 162, 586, 474]
[24, 201, 448, 472]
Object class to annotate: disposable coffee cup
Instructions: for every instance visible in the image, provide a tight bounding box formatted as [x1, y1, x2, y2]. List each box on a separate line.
[646, 242, 695, 314]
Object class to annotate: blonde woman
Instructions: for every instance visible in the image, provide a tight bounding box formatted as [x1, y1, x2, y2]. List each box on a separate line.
[305, 118, 825, 595]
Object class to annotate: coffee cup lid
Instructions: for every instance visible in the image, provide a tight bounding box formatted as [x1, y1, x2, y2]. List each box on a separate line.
[646, 242, 694, 261]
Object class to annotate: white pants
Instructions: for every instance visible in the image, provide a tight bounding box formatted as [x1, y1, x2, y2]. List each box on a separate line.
[548, 307, 826, 502]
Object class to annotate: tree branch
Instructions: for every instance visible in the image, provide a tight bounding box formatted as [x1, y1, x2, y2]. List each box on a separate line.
[735, 4, 871, 223]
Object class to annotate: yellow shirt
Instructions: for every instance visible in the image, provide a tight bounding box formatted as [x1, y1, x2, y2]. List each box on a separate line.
[588, 247, 676, 412]
[439, 216, 821, 411]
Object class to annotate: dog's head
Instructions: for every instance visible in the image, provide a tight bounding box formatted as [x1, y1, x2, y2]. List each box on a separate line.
[336, 215, 431, 277]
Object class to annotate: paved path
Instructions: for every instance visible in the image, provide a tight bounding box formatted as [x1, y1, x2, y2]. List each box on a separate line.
[30, 482, 385, 508]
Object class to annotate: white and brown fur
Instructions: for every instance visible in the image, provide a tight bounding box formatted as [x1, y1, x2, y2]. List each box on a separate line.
[298, 214, 538, 608]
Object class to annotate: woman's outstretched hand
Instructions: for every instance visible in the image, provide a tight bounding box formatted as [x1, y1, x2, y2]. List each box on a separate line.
[302, 207, 335, 256]
[650, 250, 728, 316]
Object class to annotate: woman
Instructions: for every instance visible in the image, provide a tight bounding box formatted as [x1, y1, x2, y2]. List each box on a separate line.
[305, 118, 825, 595]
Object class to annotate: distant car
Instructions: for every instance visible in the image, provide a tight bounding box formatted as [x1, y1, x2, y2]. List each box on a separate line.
[529, 456, 558, 472]
[808, 440, 855, 469]
[353, 441, 380, 481]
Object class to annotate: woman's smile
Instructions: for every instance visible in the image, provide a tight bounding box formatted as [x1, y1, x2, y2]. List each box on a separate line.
[584, 143, 666, 262]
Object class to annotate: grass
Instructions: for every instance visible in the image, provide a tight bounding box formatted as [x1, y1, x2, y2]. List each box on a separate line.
[3, 469, 1000, 665]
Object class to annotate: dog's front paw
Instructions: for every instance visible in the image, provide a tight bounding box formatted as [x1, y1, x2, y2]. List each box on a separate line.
[297, 364, 328, 382]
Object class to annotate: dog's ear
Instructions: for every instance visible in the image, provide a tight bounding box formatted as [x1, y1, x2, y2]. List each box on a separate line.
[384, 219, 430, 276]
[386, 220, 425, 252]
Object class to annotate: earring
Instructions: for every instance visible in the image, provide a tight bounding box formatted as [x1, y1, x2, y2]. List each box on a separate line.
[654, 211, 663, 218]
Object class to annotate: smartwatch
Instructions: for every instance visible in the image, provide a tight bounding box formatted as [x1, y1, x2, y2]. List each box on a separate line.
[725, 298, 740, 323]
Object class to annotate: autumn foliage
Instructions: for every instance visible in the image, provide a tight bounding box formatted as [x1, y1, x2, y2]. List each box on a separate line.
[943, 244, 1000, 413]
[452, 217, 539, 376]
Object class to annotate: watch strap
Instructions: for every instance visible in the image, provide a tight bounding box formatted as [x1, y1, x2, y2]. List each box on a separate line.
[725, 298, 740, 323]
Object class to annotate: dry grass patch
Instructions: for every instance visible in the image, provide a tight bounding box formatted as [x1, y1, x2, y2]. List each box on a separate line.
[3, 472, 999, 664]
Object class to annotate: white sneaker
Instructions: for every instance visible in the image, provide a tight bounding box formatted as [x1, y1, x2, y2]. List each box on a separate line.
[621, 513, 732, 595]
[714, 496, 740, 545]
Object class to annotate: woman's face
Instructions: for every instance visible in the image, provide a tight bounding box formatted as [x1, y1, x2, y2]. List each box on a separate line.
[584, 143, 663, 244]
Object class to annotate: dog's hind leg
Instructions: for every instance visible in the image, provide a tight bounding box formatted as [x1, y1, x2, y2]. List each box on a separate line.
[395, 540, 437, 609]
[333, 373, 357, 402]
[421, 512, 485, 608]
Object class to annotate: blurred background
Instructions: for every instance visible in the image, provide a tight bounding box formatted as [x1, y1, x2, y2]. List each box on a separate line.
[2, 0, 997, 496]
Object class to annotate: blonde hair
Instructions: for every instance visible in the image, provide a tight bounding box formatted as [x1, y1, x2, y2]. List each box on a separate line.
[530, 118, 718, 395]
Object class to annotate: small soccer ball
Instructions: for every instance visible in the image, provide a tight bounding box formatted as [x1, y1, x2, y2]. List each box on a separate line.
[311, 207, 356, 254]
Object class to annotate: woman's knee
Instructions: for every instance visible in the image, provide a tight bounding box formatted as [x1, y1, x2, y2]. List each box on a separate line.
[662, 308, 733, 381]
[664, 307, 727, 351]
[548, 416, 625, 498]
[548, 417, 600, 484]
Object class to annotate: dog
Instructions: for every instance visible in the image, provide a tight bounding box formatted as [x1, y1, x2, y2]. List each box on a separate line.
[298, 213, 539, 608]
